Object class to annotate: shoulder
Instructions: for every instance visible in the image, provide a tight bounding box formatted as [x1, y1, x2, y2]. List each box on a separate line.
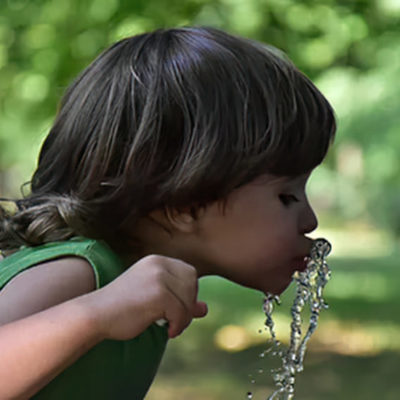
[0, 257, 96, 325]
[0, 237, 125, 290]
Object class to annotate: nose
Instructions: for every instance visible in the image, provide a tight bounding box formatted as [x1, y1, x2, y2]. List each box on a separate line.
[300, 200, 318, 234]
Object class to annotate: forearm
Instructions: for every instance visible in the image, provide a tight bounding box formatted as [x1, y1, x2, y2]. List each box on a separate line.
[0, 294, 104, 399]
[0, 254, 207, 399]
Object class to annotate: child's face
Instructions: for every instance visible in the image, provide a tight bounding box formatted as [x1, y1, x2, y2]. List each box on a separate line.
[193, 172, 318, 295]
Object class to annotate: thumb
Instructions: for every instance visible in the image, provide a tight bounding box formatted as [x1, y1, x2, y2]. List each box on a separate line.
[193, 301, 208, 318]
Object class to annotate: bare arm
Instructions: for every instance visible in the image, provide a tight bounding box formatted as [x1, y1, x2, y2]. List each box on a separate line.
[0, 257, 96, 325]
[0, 294, 103, 399]
[0, 255, 208, 399]
[0, 258, 99, 399]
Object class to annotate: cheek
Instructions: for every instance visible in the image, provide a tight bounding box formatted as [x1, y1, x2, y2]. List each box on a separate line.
[249, 218, 296, 250]
[239, 225, 298, 276]
[226, 215, 292, 256]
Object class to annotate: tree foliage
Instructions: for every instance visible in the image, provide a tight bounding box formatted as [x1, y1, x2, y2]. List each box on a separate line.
[0, 0, 399, 233]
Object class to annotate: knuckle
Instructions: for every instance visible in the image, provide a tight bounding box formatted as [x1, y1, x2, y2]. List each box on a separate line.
[142, 254, 164, 266]
[140, 255, 166, 276]
[186, 263, 197, 276]
[176, 260, 197, 281]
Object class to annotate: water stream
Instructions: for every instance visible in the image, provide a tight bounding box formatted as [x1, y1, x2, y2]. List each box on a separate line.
[249, 238, 332, 399]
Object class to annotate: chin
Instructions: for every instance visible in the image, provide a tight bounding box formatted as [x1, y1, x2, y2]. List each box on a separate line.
[233, 270, 293, 296]
[262, 277, 293, 296]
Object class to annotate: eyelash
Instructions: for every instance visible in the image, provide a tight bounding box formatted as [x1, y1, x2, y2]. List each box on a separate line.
[279, 194, 299, 206]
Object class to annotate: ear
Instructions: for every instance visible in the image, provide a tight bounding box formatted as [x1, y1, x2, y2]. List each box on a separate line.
[164, 206, 198, 233]
[149, 206, 199, 234]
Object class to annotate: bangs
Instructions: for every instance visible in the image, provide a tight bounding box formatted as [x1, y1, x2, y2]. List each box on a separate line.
[117, 28, 337, 207]
[168, 32, 337, 197]
[254, 71, 336, 177]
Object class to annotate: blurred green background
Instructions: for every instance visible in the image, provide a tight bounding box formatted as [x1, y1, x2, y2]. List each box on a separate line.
[1, 0, 399, 398]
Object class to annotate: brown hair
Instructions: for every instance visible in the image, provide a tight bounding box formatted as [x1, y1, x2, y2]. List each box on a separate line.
[0, 27, 336, 252]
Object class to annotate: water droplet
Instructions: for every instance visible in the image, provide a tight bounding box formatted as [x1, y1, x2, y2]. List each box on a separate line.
[273, 373, 283, 382]
[257, 238, 332, 400]
[246, 391, 253, 399]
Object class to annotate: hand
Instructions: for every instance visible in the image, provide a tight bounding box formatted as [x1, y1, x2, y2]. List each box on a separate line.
[86, 255, 208, 340]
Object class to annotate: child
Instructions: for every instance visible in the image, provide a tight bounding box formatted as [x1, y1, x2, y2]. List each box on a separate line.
[0, 27, 335, 399]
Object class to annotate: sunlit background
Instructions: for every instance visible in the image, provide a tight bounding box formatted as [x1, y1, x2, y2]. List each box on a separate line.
[1, 0, 400, 398]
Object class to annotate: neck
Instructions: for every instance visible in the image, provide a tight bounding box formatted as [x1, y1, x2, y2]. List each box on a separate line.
[119, 215, 210, 276]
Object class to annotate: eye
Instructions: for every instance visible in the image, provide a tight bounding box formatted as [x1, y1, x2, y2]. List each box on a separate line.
[279, 194, 299, 206]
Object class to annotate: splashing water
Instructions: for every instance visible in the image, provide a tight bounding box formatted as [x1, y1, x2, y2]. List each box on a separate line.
[256, 238, 332, 400]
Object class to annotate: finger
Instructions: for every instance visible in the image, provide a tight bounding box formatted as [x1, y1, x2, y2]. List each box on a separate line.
[168, 323, 182, 339]
[163, 270, 199, 314]
[162, 291, 192, 338]
[166, 300, 208, 338]
[192, 301, 208, 319]
[166, 311, 191, 339]
[163, 258, 198, 283]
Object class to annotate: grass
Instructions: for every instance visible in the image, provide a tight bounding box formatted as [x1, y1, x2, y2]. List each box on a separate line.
[146, 236, 400, 399]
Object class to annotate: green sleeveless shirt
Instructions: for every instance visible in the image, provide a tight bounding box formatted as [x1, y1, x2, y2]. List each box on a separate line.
[0, 237, 168, 399]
